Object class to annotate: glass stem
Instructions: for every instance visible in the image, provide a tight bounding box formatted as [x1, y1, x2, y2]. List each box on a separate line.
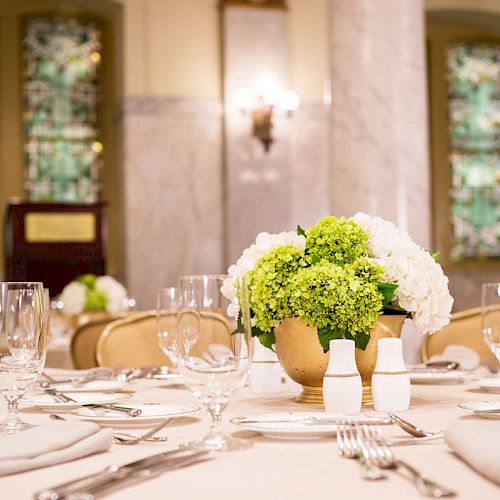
[5, 398, 21, 428]
[207, 405, 223, 436]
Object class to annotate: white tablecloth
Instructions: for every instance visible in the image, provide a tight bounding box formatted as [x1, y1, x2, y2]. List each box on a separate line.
[1, 379, 499, 499]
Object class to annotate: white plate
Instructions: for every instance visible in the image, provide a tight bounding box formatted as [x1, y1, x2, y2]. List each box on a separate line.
[71, 403, 200, 428]
[475, 378, 500, 393]
[409, 370, 468, 384]
[458, 401, 500, 419]
[41, 380, 126, 393]
[148, 373, 184, 384]
[26, 392, 131, 410]
[230, 412, 391, 440]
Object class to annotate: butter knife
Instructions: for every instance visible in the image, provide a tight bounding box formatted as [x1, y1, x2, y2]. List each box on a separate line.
[44, 389, 142, 417]
[35, 448, 209, 500]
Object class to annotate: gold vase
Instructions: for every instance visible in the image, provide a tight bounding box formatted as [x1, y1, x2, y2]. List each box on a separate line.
[274, 315, 405, 405]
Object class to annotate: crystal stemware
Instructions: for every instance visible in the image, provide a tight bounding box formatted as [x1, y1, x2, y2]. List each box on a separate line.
[177, 274, 252, 451]
[0, 282, 46, 433]
[481, 283, 500, 363]
[156, 286, 180, 370]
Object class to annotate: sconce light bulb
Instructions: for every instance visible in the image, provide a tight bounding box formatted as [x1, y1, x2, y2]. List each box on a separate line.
[281, 90, 300, 112]
[233, 88, 254, 111]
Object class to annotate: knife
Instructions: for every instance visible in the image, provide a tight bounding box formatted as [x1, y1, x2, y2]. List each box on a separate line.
[473, 408, 500, 414]
[44, 389, 142, 417]
[34, 448, 209, 500]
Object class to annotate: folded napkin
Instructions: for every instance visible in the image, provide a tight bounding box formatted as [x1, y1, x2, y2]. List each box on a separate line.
[427, 344, 480, 371]
[0, 421, 113, 476]
[445, 420, 500, 485]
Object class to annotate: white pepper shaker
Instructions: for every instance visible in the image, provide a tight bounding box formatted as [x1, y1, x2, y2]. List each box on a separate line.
[372, 338, 411, 411]
[323, 339, 362, 413]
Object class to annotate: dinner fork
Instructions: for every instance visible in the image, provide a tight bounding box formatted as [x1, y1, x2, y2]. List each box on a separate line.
[364, 427, 456, 497]
[336, 421, 385, 480]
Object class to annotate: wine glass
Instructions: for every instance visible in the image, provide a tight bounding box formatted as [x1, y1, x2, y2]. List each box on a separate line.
[177, 274, 252, 451]
[156, 286, 180, 370]
[481, 283, 500, 364]
[0, 282, 46, 433]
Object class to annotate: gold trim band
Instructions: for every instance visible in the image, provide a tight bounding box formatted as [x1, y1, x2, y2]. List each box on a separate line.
[372, 370, 408, 375]
[324, 373, 359, 378]
[252, 360, 280, 364]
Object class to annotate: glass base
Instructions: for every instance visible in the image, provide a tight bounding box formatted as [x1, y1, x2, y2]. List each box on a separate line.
[0, 419, 35, 435]
[182, 431, 253, 452]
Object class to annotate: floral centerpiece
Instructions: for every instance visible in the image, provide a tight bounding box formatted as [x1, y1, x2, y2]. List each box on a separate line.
[224, 213, 453, 350]
[60, 274, 128, 315]
[222, 214, 453, 402]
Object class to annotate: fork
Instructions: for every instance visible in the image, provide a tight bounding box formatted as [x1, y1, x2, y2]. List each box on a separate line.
[364, 427, 456, 497]
[336, 421, 385, 480]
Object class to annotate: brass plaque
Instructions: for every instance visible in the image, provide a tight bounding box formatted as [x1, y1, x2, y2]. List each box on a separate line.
[25, 213, 96, 243]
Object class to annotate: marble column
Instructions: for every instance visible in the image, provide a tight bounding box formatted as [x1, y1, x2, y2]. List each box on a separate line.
[329, 0, 431, 248]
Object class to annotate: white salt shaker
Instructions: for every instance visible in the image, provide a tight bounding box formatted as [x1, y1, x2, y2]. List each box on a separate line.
[372, 338, 411, 411]
[250, 338, 282, 394]
[323, 339, 362, 413]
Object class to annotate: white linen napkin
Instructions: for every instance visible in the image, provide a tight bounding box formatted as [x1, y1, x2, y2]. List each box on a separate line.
[427, 344, 480, 371]
[445, 420, 500, 485]
[0, 421, 113, 476]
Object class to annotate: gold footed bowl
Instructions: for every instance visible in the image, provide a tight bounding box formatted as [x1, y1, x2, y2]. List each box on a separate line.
[274, 315, 406, 405]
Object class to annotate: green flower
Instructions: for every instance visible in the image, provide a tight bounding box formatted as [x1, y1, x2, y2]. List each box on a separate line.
[76, 273, 97, 289]
[289, 261, 384, 349]
[84, 288, 107, 311]
[248, 245, 305, 333]
[305, 216, 370, 265]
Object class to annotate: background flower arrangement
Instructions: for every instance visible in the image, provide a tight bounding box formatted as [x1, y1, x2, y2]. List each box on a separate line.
[223, 213, 453, 351]
[60, 274, 128, 315]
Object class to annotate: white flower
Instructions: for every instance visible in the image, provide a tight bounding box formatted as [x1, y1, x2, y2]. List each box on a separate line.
[352, 212, 453, 334]
[222, 230, 306, 318]
[60, 282, 86, 315]
[96, 276, 128, 313]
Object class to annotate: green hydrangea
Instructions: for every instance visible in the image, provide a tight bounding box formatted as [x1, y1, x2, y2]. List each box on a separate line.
[84, 288, 107, 311]
[289, 261, 383, 348]
[305, 216, 370, 265]
[248, 245, 305, 332]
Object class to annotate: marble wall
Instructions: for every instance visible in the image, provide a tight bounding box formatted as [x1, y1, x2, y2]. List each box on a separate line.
[123, 97, 224, 308]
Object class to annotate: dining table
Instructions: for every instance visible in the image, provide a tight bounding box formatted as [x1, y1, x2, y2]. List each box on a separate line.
[1, 376, 499, 500]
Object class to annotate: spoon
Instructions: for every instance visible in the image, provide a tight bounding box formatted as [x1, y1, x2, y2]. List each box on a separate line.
[388, 413, 444, 438]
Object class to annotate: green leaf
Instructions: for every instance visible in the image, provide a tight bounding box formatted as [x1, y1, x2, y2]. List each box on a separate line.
[317, 326, 343, 353]
[231, 311, 244, 336]
[430, 251, 440, 263]
[354, 331, 370, 350]
[310, 255, 321, 265]
[377, 283, 398, 306]
[297, 225, 306, 237]
[257, 331, 276, 350]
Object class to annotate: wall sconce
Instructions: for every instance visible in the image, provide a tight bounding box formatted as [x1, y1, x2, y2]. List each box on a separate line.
[233, 83, 300, 153]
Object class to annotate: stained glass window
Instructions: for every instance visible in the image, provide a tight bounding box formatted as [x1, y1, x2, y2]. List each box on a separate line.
[447, 44, 500, 260]
[22, 18, 102, 202]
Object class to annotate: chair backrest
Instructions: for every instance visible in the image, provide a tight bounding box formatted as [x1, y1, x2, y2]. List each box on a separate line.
[96, 311, 169, 368]
[420, 307, 496, 362]
[70, 314, 125, 369]
[96, 310, 233, 369]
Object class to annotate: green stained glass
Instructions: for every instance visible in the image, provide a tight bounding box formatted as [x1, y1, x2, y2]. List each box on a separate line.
[447, 44, 500, 260]
[23, 18, 102, 202]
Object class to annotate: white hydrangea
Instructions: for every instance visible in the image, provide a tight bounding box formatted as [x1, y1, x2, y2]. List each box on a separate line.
[96, 276, 128, 313]
[352, 212, 453, 334]
[60, 282, 86, 315]
[222, 231, 306, 318]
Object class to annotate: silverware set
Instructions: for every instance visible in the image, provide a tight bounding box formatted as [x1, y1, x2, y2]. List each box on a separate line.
[35, 447, 211, 500]
[336, 420, 456, 497]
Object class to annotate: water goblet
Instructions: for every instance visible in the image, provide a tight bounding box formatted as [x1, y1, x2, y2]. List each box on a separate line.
[156, 286, 180, 370]
[177, 274, 252, 451]
[0, 282, 46, 433]
[481, 283, 500, 363]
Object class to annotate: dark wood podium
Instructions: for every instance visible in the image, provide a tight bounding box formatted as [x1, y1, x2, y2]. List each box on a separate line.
[4, 202, 107, 296]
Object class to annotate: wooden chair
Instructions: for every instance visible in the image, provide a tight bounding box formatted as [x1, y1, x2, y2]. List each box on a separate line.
[420, 307, 497, 364]
[96, 310, 233, 369]
[70, 314, 126, 369]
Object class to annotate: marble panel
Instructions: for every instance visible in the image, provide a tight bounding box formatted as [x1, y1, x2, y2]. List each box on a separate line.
[329, 0, 431, 248]
[123, 96, 223, 309]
